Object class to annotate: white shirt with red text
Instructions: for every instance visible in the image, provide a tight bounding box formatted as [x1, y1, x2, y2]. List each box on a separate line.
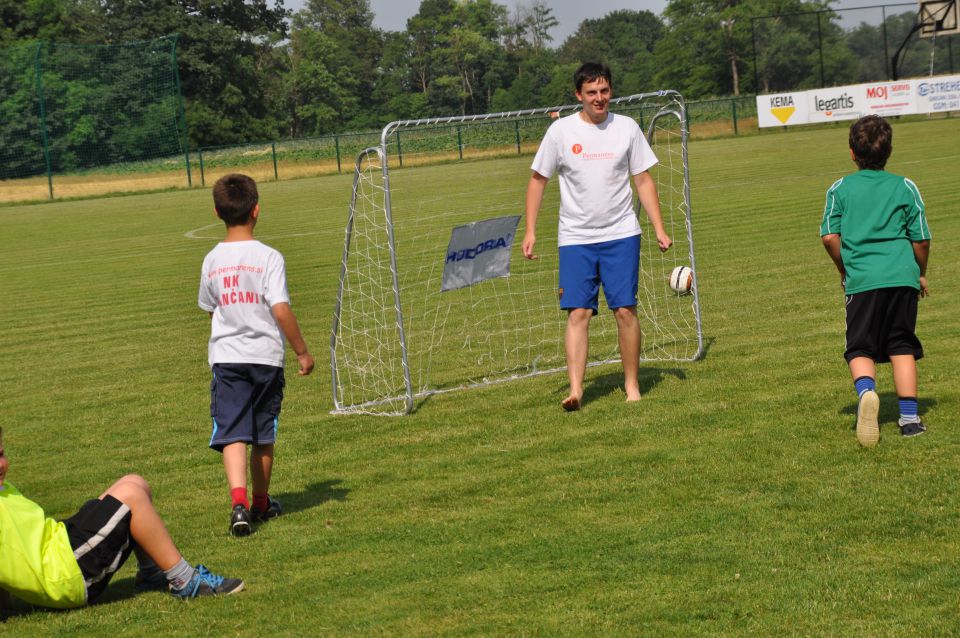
[198, 240, 289, 367]
[531, 112, 658, 247]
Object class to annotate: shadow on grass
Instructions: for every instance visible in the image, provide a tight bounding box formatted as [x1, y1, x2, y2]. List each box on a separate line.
[411, 339, 710, 413]
[274, 479, 350, 516]
[577, 367, 688, 408]
[839, 392, 937, 426]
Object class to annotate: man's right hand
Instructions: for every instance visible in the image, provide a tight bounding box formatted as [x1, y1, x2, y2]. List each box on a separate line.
[522, 232, 537, 260]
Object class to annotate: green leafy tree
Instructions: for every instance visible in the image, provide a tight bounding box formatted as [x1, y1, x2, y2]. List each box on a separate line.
[283, 25, 357, 136]
[559, 10, 663, 96]
[405, 0, 508, 116]
[0, 0, 92, 45]
[86, 0, 289, 146]
[289, 0, 382, 131]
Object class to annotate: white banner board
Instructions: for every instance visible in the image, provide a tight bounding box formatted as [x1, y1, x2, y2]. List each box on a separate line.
[806, 86, 862, 124]
[756, 91, 809, 127]
[916, 75, 960, 113]
[860, 81, 917, 117]
[756, 74, 959, 128]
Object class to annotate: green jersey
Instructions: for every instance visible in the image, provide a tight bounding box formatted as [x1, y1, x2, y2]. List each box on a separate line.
[0, 483, 86, 609]
[820, 169, 930, 295]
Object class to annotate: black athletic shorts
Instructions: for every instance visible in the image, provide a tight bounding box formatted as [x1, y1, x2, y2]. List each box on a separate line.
[844, 286, 923, 364]
[63, 495, 133, 603]
[209, 363, 285, 451]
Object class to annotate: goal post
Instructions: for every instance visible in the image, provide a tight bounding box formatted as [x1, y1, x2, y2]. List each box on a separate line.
[331, 91, 702, 416]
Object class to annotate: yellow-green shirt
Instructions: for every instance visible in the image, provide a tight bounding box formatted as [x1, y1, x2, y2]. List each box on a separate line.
[0, 483, 86, 608]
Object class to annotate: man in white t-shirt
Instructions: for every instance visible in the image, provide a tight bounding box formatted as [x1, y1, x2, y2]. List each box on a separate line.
[523, 62, 672, 411]
[198, 174, 314, 536]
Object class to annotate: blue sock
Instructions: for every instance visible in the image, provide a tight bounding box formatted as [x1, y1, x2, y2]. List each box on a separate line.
[854, 376, 876, 398]
[898, 397, 919, 422]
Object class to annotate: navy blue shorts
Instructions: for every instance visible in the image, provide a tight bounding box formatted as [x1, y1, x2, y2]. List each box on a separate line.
[210, 363, 285, 451]
[558, 235, 640, 313]
[844, 286, 923, 364]
[64, 495, 133, 603]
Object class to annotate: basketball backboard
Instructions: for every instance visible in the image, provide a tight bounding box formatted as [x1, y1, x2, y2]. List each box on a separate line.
[919, 0, 959, 37]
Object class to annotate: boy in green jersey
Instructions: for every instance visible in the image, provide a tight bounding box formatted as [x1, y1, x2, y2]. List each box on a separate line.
[0, 428, 243, 610]
[820, 115, 931, 448]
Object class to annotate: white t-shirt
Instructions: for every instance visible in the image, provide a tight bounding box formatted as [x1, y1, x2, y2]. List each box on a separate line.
[198, 240, 290, 367]
[531, 112, 658, 247]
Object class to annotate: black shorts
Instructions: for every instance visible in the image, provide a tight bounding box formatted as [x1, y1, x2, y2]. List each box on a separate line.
[63, 495, 133, 603]
[844, 286, 923, 364]
[210, 363, 285, 451]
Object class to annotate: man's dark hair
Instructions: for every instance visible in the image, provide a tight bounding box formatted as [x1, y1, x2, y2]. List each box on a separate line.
[849, 115, 892, 170]
[574, 62, 613, 92]
[213, 173, 259, 225]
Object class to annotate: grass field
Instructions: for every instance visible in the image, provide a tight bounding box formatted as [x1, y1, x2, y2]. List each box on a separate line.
[1, 117, 958, 636]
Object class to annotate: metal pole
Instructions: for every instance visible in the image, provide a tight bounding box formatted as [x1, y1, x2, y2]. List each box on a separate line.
[514, 120, 521, 153]
[456, 126, 463, 160]
[396, 130, 403, 167]
[817, 11, 825, 87]
[272, 141, 278, 180]
[172, 34, 192, 187]
[34, 43, 54, 200]
[882, 7, 891, 80]
[751, 17, 760, 95]
[335, 135, 341, 173]
[199, 147, 205, 187]
[731, 98, 738, 135]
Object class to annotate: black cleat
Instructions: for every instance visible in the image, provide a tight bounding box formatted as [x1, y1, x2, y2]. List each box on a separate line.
[230, 504, 252, 537]
[251, 496, 282, 523]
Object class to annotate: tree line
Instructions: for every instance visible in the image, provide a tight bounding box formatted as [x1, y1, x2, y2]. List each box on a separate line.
[0, 0, 946, 150]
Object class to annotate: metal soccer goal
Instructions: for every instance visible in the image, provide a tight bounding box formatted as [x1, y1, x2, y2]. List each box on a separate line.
[331, 91, 702, 415]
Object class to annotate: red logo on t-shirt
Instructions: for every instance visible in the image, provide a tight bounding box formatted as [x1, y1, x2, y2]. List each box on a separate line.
[571, 143, 583, 154]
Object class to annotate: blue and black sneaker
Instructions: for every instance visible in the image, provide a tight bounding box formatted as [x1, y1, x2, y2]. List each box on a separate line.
[230, 504, 252, 537]
[170, 565, 244, 599]
[899, 418, 927, 437]
[251, 496, 282, 523]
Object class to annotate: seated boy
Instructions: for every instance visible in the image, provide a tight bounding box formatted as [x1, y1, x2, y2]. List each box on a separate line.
[0, 428, 243, 609]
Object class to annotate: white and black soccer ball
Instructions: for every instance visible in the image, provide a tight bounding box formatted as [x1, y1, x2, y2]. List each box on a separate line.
[668, 265, 694, 295]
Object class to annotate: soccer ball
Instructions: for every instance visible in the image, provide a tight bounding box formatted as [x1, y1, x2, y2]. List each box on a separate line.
[669, 265, 693, 295]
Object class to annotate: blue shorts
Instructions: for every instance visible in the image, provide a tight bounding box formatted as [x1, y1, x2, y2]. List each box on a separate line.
[209, 363, 285, 451]
[558, 235, 640, 313]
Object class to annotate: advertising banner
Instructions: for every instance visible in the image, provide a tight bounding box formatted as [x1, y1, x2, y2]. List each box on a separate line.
[860, 81, 917, 117]
[916, 74, 960, 113]
[756, 91, 809, 127]
[806, 86, 862, 124]
[757, 73, 958, 129]
[441, 215, 520, 292]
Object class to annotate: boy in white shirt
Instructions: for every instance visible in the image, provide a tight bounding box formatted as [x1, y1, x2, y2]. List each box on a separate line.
[198, 174, 314, 536]
[523, 62, 672, 411]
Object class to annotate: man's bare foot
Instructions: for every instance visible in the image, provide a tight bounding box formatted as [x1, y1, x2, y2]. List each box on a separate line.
[561, 395, 581, 411]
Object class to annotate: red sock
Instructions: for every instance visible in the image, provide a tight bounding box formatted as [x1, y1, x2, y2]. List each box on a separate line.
[252, 493, 269, 512]
[231, 487, 249, 509]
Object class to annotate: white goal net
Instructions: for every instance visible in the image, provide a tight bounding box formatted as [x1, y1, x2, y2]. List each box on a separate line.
[331, 91, 702, 415]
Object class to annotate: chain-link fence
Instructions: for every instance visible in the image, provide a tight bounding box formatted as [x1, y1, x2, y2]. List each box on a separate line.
[0, 35, 189, 202]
